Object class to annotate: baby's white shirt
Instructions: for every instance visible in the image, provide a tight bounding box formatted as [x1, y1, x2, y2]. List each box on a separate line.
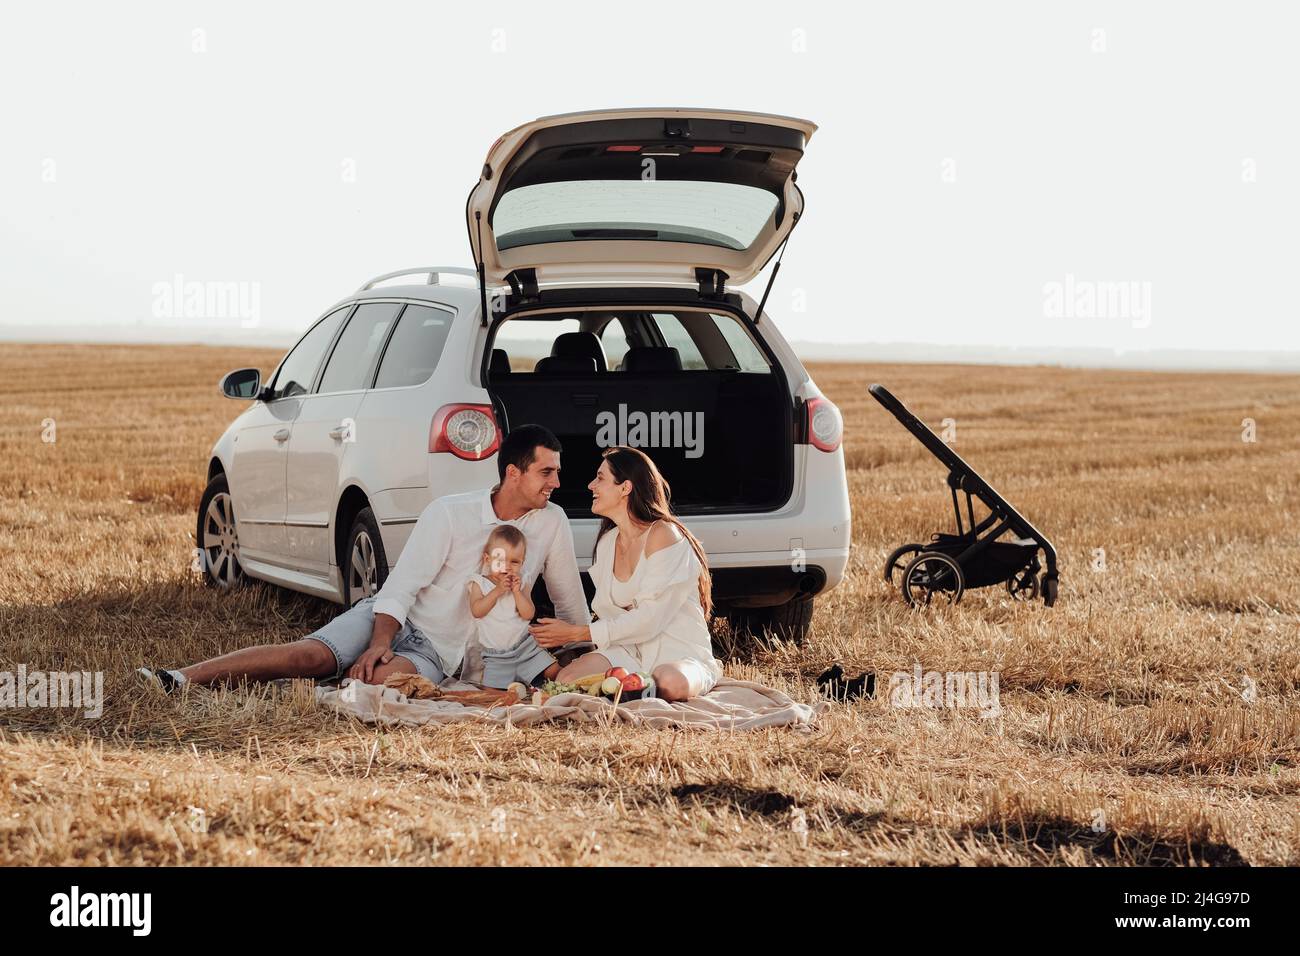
[467, 572, 530, 651]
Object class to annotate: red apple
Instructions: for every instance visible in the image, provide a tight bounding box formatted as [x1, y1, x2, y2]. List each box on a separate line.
[620, 673, 644, 692]
[605, 667, 628, 680]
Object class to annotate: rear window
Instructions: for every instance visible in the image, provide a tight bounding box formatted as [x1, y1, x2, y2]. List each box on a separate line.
[492, 181, 778, 253]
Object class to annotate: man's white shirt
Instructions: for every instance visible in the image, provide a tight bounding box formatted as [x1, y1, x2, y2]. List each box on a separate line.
[371, 487, 591, 678]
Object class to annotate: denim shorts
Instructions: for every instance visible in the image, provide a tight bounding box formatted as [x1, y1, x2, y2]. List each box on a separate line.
[305, 596, 446, 682]
[480, 634, 555, 689]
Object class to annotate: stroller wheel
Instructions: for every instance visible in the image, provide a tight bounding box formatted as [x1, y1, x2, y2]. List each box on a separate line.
[901, 551, 965, 607]
[883, 543, 926, 585]
[1006, 567, 1040, 601]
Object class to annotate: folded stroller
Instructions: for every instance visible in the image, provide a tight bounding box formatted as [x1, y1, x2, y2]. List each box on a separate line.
[870, 384, 1059, 607]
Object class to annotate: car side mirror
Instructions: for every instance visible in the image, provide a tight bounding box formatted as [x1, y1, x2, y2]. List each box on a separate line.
[219, 368, 262, 400]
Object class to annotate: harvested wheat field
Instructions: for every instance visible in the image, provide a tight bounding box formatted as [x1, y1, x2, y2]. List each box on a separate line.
[1, 342, 1297, 866]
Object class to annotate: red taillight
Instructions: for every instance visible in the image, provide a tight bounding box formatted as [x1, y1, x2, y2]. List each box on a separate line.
[606, 145, 642, 152]
[430, 404, 500, 460]
[803, 397, 843, 453]
[691, 145, 724, 153]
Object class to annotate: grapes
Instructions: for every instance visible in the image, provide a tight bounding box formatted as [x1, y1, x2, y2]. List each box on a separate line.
[540, 680, 584, 696]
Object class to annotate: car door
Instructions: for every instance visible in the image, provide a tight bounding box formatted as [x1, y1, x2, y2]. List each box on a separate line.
[284, 300, 403, 575]
[228, 305, 350, 564]
[352, 301, 457, 556]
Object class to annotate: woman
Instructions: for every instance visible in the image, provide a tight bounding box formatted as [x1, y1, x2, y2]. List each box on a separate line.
[528, 446, 723, 702]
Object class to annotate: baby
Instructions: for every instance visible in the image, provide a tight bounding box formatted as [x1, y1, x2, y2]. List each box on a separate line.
[466, 525, 560, 690]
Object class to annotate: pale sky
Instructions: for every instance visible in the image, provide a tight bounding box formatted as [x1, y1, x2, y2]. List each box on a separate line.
[2, 0, 1297, 355]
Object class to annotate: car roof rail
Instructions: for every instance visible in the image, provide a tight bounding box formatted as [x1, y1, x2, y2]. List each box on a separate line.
[358, 266, 479, 291]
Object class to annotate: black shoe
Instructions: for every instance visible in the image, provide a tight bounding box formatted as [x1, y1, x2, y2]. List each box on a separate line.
[816, 663, 844, 686]
[137, 667, 183, 694]
[817, 663, 875, 701]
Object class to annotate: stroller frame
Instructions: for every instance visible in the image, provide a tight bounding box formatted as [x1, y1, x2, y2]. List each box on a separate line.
[870, 384, 1060, 606]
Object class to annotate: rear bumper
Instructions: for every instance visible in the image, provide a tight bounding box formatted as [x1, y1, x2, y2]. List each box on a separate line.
[559, 559, 841, 615]
[710, 563, 831, 609]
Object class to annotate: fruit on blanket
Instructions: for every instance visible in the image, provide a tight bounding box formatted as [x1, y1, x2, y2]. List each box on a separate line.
[507, 682, 528, 701]
[600, 676, 623, 696]
[620, 673, 644, 692]
[587, 683, 602, 696]
[605, 667, 628, 680]
[573, 673, 607, 690]
[540, 680, 586, 696]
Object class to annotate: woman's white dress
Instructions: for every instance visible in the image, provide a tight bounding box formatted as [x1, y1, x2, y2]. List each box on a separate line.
[587, 524, 723, 696]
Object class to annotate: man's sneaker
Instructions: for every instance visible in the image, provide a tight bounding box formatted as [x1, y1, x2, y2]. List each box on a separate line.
[137, 667, 185, 694]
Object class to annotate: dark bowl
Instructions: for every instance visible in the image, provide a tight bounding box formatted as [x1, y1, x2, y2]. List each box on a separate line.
[609, 679, 657, 702]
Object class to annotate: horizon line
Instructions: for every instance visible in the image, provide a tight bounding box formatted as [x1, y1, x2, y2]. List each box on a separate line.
[1, 327, 1296, 373]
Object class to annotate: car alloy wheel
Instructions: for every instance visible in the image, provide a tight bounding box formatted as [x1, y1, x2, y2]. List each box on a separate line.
[202, 491, 241, 588]
[348, 529, 378, 604]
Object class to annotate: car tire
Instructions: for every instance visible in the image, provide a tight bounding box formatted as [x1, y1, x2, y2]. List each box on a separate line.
[342, 507, 389, 606]
[196, 472, 245, 590]
[725, 594, 814, 646]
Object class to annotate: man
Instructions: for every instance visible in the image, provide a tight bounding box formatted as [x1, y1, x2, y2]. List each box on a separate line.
[140, 425, 591, 691]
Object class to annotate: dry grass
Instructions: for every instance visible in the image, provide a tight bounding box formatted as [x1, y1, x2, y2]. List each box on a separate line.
[1, 343, 1298, 866]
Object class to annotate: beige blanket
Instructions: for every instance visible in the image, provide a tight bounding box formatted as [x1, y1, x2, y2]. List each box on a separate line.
[315, 677, 826, 732]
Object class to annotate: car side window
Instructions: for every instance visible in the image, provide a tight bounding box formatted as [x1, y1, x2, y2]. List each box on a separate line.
[650, 313, 708, 370]
[271, 306, 351, 399]
[600, 317, 632, 370]
[317, 302, 403, 394]
[374, 304, 454, 388]
[711, 314, 771, 372]
[492, 317, 581, 367]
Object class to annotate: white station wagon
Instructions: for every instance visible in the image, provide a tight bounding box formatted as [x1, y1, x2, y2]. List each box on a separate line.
[201, 108, 850, 642]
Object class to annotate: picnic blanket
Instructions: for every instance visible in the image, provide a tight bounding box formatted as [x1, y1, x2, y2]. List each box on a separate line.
[315, 676, 826, 732]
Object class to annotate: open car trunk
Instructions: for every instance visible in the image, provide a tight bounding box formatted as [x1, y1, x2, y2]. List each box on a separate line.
[484, 304, 794, 516]
[465, 109, 815, 515]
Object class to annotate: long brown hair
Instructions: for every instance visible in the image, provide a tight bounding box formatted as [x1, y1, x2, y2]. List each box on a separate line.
[594, 446, 712, 616]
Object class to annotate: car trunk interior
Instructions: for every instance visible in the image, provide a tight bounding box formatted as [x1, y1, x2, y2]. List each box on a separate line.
[484, 305, 794, 516]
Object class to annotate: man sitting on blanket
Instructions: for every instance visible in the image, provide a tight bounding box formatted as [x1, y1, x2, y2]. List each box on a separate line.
[140, 425, 592, 692]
